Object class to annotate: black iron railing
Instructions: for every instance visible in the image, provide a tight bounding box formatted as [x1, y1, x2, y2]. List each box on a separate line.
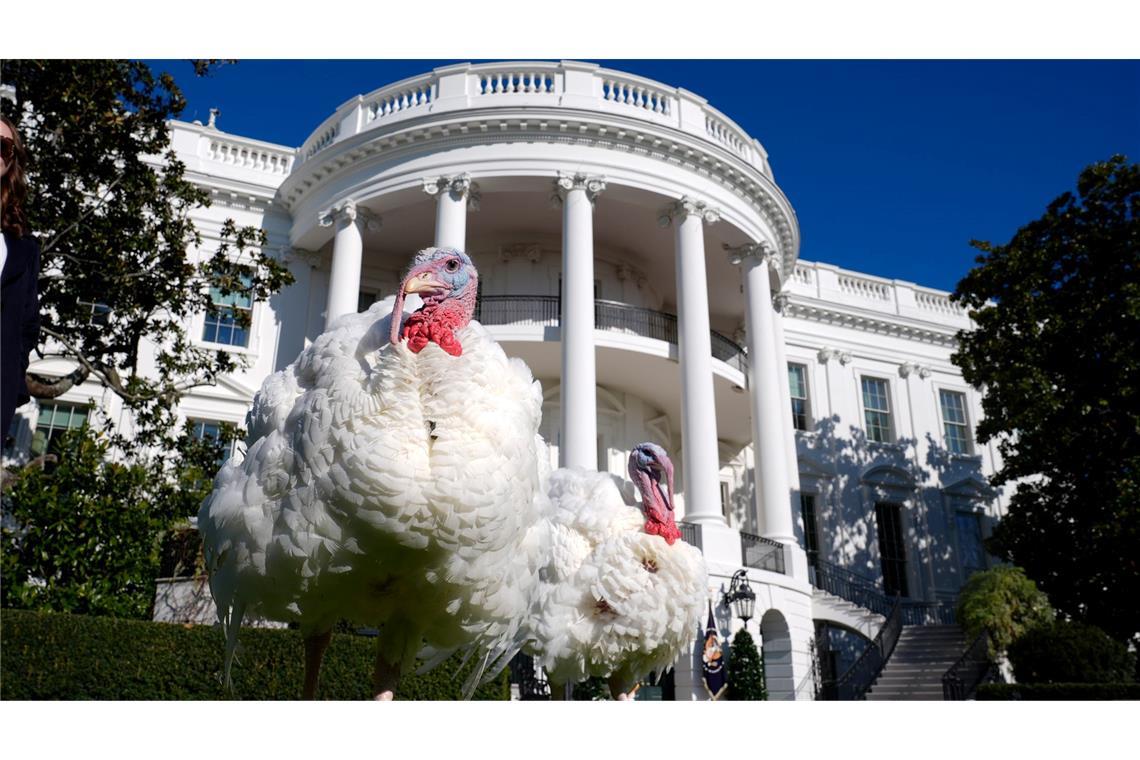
[508, 652, 551, 700]
[809, 559, 958, 625]
[740, 532, 786, 574]
[824, 596, 904, 701]
[474, 296, 747, 374]
[810, 560, 894, 617]
[678, 521, 702, 550]
[942, 630, 997, 701]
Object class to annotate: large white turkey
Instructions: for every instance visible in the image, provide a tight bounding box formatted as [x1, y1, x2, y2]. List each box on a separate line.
[199, 246, 708, 700]
[199, 247, 548, 699]
[527, 444, 708, 700]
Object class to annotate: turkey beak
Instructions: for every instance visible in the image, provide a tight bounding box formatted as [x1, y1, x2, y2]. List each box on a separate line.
[390, 268, 448, 345]
[403, 273, 447, 295]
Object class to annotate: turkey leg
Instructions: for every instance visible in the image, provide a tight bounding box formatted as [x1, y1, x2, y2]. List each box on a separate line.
[302, 630, 333, 700]
[372, 653, 401, 700]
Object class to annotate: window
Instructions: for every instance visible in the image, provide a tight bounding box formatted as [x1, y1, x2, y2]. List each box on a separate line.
[190, 419, 237, 468]
[720, 481, 731, 524]
[861, 376, 893, 443]
[358, 291, 380, 313]
[800, 493, 820, 572]
[788, 363, 810, 431]
[79, 301, 111, 326]
[939, 389, 972, 454]
[956, 511, 986, 579]
[31, 402, 89, 458]
[202, 277, 253, 347]
[875, 501, 908, 597]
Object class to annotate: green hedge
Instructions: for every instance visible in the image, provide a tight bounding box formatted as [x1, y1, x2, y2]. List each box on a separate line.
[976, 683, 1140, 700]
[0, 609, 509, 700]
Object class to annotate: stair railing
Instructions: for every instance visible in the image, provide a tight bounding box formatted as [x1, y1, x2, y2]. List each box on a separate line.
[810, 559, 957, 625]
[824, 595, 904, 700]
[941, 629, 998, 700]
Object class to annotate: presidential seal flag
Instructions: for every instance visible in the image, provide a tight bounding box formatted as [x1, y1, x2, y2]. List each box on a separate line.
[701, 601, 727, 700]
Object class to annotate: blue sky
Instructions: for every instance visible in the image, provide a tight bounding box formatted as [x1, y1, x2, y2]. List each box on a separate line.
[152, 59, 1139, 293]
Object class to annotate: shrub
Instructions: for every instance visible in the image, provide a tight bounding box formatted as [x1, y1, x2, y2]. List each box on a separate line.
[977, 683, 1140, 700]
[1, 428, 175, 619]
[1007, 619, 1135, 685]
[0, 609, 509, 700]
[956, 566, 1054, 653]
[727, 629, 766, 700]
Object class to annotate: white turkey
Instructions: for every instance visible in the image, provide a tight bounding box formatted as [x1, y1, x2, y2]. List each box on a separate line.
[198, 246, 548, 699]
[527, 443, 708, 700]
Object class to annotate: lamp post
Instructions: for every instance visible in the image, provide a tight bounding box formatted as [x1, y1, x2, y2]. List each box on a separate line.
[722, 569, 756, 626]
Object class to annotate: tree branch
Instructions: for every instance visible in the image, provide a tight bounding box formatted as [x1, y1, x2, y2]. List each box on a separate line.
[41, 175, 124, 256]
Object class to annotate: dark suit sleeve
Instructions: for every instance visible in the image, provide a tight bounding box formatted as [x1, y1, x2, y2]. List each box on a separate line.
[17, 238, 42, 404]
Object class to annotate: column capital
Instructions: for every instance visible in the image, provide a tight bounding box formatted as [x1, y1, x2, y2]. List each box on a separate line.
[282, 247, 322, 269]
[319, 198, 381, 230]
[659, 196, 721, 227]
[899, 361, 932, 379]
[552, 172, 607, 206]
[422, 173, 481, 210]
[772, 292, 790, 314]
[724, 240, 778, 267]
[818, 346, 852, 365]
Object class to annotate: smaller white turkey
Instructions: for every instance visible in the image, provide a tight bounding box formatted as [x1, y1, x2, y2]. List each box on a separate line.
[527, 443, 709, 699]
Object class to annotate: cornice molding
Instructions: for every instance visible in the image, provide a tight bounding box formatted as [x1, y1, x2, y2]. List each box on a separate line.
[278, 113, 798, 267]
[788, 297, 961, 348]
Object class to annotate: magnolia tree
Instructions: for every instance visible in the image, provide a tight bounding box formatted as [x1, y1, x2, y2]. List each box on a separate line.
[951, 156, 1139, 646]
[3, 60, 293, 451]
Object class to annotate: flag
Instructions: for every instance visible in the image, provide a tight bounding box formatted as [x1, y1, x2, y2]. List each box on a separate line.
[701, 601, 727, 700]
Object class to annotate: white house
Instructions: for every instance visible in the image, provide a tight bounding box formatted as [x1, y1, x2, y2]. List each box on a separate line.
[8, 61, 1006, 700]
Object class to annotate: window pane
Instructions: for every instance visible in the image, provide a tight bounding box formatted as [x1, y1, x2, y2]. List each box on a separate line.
[788, 364, 809, 431]
[862, 377, 892, 442]
[31, 402, 88, 458]
[939, 390, 971, 454]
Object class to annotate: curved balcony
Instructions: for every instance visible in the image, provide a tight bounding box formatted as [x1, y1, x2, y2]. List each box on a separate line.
[474, 295, 747, 377]
[297, 61, 770, 176]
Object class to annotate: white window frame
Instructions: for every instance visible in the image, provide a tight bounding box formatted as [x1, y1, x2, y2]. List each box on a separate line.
[932, 382, 979, 458]
[858, 373, 896, 445]
[787, 361, 813, 432]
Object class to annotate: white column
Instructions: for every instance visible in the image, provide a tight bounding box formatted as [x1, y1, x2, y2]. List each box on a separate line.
[319, 199, 379, 330]
[554, 173, 606, 470]
[664, 197, 723, 525]
[771, 294, 803, 498]
[730, 242, 795, 543]
[423, 174, 480, 251]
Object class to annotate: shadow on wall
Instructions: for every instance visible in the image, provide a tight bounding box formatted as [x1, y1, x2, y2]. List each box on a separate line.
[794, 414, 996, 602]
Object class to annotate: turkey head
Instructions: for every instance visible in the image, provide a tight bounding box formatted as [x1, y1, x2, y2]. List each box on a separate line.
[390, 247, 479, 356]
[628, 442, 682, 545]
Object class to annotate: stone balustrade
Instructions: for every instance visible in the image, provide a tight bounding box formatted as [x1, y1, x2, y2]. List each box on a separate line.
[786, 260, 973, 327]
[294, 61, 771, 176]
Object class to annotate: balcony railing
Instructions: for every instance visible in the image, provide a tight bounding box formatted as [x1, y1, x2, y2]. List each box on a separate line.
[740, 532, 786, 574]
[297, 61, 771, 175]
[678, 521, 702, 550]
[474, 296, 747, 376]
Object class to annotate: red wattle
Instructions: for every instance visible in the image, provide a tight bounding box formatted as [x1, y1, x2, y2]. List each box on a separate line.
[400, 306, 467, 357]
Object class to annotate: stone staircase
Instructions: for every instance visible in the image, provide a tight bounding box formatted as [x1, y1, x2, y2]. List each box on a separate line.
[865, 625, 967, 700]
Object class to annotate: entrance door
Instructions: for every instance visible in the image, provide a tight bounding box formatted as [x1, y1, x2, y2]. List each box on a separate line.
[800, 494, 821, 575]
[875, 502, 908, 598]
